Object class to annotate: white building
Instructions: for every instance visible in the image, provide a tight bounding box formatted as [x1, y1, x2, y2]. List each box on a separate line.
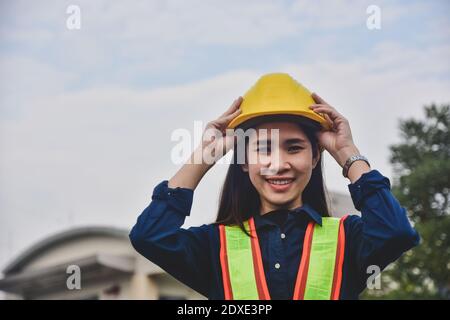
[0, 227, 205, 300]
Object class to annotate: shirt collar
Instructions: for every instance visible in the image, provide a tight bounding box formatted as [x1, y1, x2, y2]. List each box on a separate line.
[252, 203, 323, 230]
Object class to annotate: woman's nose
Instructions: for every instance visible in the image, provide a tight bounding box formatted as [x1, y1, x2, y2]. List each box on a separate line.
[262, 151, 291, 176]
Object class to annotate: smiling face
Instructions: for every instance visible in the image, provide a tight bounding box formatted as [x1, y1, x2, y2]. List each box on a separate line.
[241, 121, 320, 214]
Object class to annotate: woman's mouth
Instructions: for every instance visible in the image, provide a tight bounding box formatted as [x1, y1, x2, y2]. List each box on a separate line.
[266, 178, 295, 192]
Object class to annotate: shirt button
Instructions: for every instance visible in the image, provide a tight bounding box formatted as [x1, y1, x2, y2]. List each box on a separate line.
[280, 233, 286, 239]
[275, 263, 281, 269]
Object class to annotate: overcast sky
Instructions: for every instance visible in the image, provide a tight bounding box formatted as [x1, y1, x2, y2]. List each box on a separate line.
[0, 0, 449, 271]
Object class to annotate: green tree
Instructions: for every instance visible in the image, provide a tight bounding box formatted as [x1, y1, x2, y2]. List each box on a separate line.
[363, 103, 450, 299]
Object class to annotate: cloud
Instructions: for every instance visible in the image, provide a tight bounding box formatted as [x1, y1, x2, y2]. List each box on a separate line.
[1, 0, 428, 87]
[0, 55, 75, 121]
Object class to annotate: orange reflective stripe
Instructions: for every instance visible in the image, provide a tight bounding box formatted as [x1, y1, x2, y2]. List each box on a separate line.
[330, 215, 348, 300]
[219, 224, 233, 300]
[248, 217, 271, 300]
[293, 221, 314, 300]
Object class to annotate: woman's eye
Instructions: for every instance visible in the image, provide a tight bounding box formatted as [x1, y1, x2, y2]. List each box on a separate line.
[256, 146, 270, 153]
[288, 146, 303, 152]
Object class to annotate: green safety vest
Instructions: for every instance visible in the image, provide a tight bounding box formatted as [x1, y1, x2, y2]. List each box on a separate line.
[219, 215, 348, 300]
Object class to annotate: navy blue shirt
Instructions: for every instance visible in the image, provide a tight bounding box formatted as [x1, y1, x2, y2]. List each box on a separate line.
[129, 170, 420, 299]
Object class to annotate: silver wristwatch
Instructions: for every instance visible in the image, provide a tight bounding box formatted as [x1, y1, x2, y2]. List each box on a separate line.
[342, 155, 370, 178]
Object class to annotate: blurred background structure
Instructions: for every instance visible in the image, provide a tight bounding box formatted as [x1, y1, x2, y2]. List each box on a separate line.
[0, 226, 205, 299]
[0, 1, 449, 299]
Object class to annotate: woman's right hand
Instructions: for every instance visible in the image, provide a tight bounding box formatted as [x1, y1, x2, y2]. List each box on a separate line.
[198, 96, 243, 165]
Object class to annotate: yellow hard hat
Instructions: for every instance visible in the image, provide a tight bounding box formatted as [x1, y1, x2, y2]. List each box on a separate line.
[227, 73, 331, 131]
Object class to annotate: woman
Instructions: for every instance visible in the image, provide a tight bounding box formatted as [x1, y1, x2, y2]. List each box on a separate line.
[129, 73, 420, 300]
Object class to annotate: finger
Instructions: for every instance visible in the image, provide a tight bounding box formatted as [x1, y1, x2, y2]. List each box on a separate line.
[323, 113, 335, 130]
[309, 103, 341, 113]
[309, 103, 328, 108]
[309, 105, 343, 121]
[311, 107, 341, 121]
[311, 92, 330, 105]
[309, 104, 333, 127]
[316, 110, 334, 129]
[222, 108, 242, 123]
[216, 107, 242, 126]
[221, 96, 243, 117]
[313, 110, 337, 133]
[311, 109, 342, 125]
[310, 104, 339, 112]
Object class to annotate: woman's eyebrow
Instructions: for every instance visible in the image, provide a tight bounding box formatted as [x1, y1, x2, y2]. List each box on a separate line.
[252, 138, 306, 146]
[252, 139, 271, 146]
[285, 138, 307, 144]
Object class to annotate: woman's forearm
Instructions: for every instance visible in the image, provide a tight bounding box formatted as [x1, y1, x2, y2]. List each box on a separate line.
[347, 160, 371, 184]
[168, 145, 213, 190]
[334, 144, 372, 184]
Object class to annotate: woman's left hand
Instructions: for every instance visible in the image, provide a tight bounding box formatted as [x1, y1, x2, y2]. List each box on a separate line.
[309, 92, 361, 167]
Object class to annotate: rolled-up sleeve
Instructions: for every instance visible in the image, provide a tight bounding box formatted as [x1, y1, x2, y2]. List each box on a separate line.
[344, 170, 420, 291]
[129, 180, 211, 297]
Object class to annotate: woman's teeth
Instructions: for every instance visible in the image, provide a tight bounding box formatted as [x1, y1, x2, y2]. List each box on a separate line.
[267, 179, 293, 185]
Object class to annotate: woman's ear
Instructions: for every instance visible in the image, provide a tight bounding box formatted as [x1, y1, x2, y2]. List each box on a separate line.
[241, 163, 249, 172]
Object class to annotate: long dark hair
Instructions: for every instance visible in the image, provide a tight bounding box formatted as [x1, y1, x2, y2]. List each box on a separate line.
[214, 114, 330, 236]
